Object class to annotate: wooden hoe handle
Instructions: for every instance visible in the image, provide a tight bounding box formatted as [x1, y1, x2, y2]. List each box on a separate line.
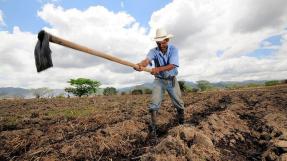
[48, 33, 152, 73]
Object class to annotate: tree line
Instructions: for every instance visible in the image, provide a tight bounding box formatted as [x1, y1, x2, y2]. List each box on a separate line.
[30, 78, 287, 98]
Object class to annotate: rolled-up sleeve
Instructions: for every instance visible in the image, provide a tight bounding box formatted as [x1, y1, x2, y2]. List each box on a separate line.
[147, 49, 155, 61]
[169, 48, 179, 67]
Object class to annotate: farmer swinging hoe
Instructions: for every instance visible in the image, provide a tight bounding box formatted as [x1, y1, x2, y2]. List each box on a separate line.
[34, 29, 185, 140]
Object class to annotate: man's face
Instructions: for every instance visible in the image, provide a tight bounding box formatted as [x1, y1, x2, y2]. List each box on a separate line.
[156, 38, 169, 51]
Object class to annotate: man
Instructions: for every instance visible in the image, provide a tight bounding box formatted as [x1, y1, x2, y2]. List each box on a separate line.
[134, 28, 185, 137]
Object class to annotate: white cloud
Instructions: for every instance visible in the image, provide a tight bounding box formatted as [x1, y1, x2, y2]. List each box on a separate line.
[1, 1, 287, 90]
[232, 0, 287, 33]
[0, 27, 40, 88]
[149, 0, 287, 82]
[37, 4, 151, 69]
[0, 4, 154, 89]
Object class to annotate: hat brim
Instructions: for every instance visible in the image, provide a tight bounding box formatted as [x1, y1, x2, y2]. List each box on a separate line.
[154, 34, 174, 41]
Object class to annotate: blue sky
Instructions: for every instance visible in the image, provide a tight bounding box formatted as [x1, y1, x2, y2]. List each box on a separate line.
[264, 35, 282, 46]
[248, 35, 282, 58]
[0, 0, 171, 33]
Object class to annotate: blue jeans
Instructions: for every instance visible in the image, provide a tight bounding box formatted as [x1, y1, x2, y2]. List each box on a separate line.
[149, 77, 184, 112]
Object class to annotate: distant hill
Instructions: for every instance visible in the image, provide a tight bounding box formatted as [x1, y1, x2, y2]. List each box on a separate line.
[117, 82, 153, 93]
[210, 80, 266, 88]
[0, 87, 32, 98]
[120, 79, 261, 92]
[0, 87, 66, 99]
[184, 81, 197, 88]
[117, 80, 268, 93]
[0, 80, 274, 98]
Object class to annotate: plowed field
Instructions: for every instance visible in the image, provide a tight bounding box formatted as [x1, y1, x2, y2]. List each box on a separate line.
[0, 85, 287, 161]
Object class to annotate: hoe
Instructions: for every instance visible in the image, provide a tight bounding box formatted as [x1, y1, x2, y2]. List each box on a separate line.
[34, 30, 152, 73]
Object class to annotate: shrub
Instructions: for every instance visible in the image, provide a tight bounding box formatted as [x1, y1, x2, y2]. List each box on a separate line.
[178, 81, 186, 92]
[197, 80, 213, 91]
[192, 88, 199, 93]
[178, 81, 193, 93]
[103, 87, 117, 96]
[131, 89, 143, 95]
[265, 80, 280, 86]
[143, 88, 152, 94]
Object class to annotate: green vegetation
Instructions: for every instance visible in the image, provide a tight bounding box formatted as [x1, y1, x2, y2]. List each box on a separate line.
[178, 81, 193, 93]
[121, 91, 127, 95]
[47, 107, 95, 119]
[246, 83, 262, 88]
[197, 80, 213, 91]
[131, 89, 143, 95]
[178, 81, 186, 92]
[3, 115, 19, 126]
[56, 93, 65, 98]
[225, 84, 242, 90]
[1, 79, 285, 99]
[143, 88, 152, 94]
[103, 87, 117, 96]
[265, 80, 280, 86]
[65, 78, 101, 97]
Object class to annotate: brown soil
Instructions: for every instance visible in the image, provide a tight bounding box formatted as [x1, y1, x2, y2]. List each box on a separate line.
[0, 85, 286, 161]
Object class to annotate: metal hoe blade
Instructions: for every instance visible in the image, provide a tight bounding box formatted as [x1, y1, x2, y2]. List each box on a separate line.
[34, 30, 53, 72]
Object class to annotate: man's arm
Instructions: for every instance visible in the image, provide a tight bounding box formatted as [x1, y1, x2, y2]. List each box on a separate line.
[135, 59, 176, 74]
[139, 58, 150, 67]
[151, 64, 175, 75]
[134, 58, 150, 71]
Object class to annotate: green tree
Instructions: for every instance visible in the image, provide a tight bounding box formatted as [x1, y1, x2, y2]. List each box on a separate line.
[192, 88, 199, 92]
[65, 78, 101, 97]
[143, 88, 152, 94]
[197, 80, 212, 91]
[178, 81, 186, 92]
[131, 89, 143, 95]
[103, 87, 117, 96]
[178, 81, 193, 93]
[265, 80, 280, 86]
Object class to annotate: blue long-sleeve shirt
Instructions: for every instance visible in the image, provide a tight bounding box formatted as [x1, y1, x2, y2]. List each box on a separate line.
[147, 44, 179, 78]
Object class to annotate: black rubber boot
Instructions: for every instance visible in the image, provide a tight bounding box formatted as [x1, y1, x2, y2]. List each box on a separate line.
[149, 111, 158, 142]
[177, 109, 184, 125]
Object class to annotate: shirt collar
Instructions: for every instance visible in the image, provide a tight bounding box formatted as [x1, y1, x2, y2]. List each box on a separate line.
[157, 44, 170, 55]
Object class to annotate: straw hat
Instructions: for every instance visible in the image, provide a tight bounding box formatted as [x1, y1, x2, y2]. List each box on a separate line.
[154, 28, 174, 41]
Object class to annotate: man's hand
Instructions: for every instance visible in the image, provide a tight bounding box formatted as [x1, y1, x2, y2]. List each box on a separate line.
[134, 59, 150, 72]
[151, 67, 160, 75]
[134, 63, 143, 71]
